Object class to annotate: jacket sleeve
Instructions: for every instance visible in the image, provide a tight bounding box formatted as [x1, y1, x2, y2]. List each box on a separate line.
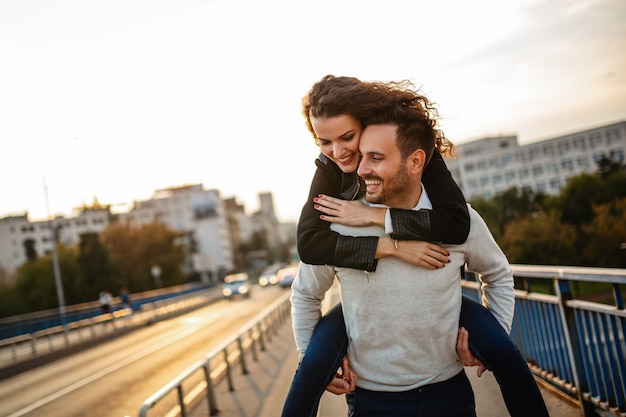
[389, 151, 470, 244]
[297, 156, 379, 271]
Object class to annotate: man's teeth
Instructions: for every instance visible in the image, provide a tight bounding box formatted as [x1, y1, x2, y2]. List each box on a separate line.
[365, 180, 382, 186]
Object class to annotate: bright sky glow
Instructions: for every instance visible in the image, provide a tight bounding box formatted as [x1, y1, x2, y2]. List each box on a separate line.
[1, 0, 624, 223]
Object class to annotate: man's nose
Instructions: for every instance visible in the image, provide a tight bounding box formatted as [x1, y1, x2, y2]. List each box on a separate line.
[357, 158, 369, 177]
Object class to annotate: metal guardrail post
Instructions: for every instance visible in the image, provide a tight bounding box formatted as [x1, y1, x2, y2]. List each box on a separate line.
[257, 322, 266, 352]
[555, 278, 595, 417]
[203, 362, 219, 416]
[249, 328, 258, 362]
[177, 385, 187, 417]
[223, 348, 234, 391]
[237, 337, 248, 375]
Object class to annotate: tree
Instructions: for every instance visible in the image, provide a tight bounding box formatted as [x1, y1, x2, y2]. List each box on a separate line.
[76, 232, 121, 302]
[501, 212, 579, 265]
[100, 220, 186, 292]
[581, 198, 626, 267]
[556, 170, 626, 226]
[14, 244, 78, 313]
[469, 186, 546, 241]
[22, 238, 37, 263]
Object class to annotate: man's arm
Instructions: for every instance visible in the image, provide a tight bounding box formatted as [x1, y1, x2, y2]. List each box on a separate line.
[464, 207, 515, 333]
[290, 262, 337, 356]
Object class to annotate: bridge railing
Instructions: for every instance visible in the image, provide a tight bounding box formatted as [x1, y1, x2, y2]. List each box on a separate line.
[463, 265, 626, 417]
[0, 287, 223, 368]
[137, 292, 291, 417]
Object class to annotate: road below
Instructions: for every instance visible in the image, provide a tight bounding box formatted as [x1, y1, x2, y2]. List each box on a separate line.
[0, 285, 289, 417]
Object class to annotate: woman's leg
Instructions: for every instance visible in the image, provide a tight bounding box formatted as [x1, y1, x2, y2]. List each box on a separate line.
[460, 295, 550, 417]
[281, 302, 348, 417]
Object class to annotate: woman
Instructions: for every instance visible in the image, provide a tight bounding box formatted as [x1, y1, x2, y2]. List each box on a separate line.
[282, 75, 549, 417]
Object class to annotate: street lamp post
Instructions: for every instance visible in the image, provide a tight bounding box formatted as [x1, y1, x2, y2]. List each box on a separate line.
[43, 179, 66, 325]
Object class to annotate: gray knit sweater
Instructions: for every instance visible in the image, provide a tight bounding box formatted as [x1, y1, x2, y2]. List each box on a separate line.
[291, 204, 515, 392]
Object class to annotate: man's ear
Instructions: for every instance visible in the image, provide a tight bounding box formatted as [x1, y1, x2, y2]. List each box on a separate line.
[408, 149, 427, 174]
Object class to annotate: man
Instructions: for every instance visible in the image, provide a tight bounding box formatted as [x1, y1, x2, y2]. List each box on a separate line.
[291, 103, 515, 416]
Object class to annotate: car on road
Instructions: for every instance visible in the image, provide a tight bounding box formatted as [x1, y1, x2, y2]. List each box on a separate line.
[222, 273, 251, 300]
[258, 264, 282, 287]
[276, 265, 299, 289]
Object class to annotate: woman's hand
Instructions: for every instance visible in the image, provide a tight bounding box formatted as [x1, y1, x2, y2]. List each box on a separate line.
[456, 327, 488, 377]
[380, 238, 450, 269]
[325, 356, 356, 395]
[314, 194, 386, 227]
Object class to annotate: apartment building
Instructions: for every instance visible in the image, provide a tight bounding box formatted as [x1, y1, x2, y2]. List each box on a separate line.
[446, 121, 626, 201]
[0, 185, 291, 282]
[0, 208, 111, 280]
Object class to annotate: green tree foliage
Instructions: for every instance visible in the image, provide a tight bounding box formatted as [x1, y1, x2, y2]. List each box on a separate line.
[100, 220, 186, 292]
[477, 167, 626, 267]
[501, 212, 579, 265]
[581, 198, 626, 267]
[13, 244, 78, 313]
[22, 238, 37, 262]
[469, 187, 547, 241]
[76, 232, 121, 302]
[555, 170, 626, 225]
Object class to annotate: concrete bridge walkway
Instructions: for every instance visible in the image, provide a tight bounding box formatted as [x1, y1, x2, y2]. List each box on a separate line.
[186, 315, 583, 417]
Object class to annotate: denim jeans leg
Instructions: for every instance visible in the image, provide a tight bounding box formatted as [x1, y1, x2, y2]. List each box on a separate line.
[281, 303, 348, 417]
[460, 296, 549, 417]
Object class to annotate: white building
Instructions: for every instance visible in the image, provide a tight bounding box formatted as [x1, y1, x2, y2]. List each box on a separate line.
[0, 209, 110, 280]
[119, 184, 233, 282]
[0, 184, 293, 281]
[446, 121, 626, 201]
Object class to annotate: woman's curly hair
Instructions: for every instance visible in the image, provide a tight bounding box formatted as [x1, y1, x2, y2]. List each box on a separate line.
[301, 74, 454, 156]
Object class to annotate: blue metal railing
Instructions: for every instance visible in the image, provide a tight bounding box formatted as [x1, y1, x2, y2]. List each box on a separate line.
[463, 265, 626, 417]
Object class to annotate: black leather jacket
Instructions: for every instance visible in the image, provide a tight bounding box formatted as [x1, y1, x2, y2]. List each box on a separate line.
[297, 152, 470, 272]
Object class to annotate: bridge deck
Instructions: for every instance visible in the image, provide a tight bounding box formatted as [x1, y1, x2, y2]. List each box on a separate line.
[186, 315, 582, 417]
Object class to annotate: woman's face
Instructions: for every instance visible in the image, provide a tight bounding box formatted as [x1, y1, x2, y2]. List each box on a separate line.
[311, 114, 362, 173]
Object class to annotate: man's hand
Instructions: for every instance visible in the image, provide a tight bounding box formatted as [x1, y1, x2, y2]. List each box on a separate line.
[457, 327, 488, 377]
[314, 194, 386, 227]
[325, 357, 356, 395]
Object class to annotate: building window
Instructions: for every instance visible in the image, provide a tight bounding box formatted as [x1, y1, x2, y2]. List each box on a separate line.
[561, 159, 574, 171]
[558, 142, 570, 153]
[465, 163, 475, 172]
[547, 163, 558, 174]
[577, 157, 589, 168]
[573, 136, 586, 150]
[542, 145, 555, 157]
[590, 133, 603, 148]
[606, 129, 621, 144]
[550, 179, 561, 189]
[468, 179, 477, 189]
[489, 158, 501, 168]
[480, 177, 489, 186]
[477, 160, 486, 170]
[528, 148, 539, 161]
[505, 171, 515, 182]
[514, 152, 526, 163]
[493, 174, 502, 184]
[21, 225, 35, 233]
[610, 149, 624, 162]
[537, 183, 546, 192]
[532, 166, 544, 177]
[519, 168, 529, 179]
[502, 154, 513, 165]
[593, 153, 604, 163]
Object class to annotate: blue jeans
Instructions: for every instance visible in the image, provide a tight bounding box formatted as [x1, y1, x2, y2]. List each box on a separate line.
[346, 370, 476, 417]
[281, 296, 549, 417]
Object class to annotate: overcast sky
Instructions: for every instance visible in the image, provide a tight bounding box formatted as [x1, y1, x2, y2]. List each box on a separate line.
[1, 0, 624, 223]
